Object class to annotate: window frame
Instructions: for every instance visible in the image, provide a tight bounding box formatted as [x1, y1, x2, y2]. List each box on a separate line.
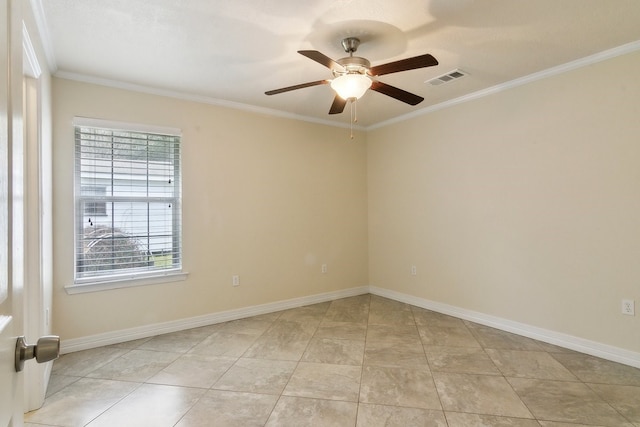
[66, 117, 187, 294]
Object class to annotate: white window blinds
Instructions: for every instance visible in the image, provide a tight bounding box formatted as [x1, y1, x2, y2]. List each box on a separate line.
[74, 118, 182, 283]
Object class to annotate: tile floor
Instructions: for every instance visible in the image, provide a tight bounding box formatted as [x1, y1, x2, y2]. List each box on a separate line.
[25, 294, 640, 427]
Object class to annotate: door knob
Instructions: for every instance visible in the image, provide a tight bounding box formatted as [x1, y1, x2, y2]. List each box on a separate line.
[15, 335, 60, 372]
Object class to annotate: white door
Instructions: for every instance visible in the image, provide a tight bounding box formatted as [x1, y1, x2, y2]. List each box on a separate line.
[1, 0, 25, 425]
[23, 35, 53, 411]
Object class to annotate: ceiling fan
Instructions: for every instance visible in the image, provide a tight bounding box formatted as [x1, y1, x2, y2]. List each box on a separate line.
[265, 37, 439, 115]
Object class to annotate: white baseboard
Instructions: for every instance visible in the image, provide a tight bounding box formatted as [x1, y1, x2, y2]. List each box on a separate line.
[369, 286, 640, 369]
[60, 286, 369, 354]
[60, 284, 640, 369]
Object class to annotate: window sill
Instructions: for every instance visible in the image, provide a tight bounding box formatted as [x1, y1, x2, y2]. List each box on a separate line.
[65, 271, 189, 294]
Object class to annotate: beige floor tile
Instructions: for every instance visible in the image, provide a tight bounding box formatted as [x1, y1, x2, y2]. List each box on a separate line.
[369, 295, 411, 311]
[538, 422, 632, 427]
[486, 349, 578, 380]
[136, 326, 218, 353]
[465, 323, 544, 351]
[24, 378, 138, 426]
[218, 313, 280, 335]
[51, 347, 129, 377]
[266, 316, 320, 336]
[265, 396, 358, 427]
[367, 323, 421, 341]
[411, 307, 466, 328]
[147, 354, 237, 388]
[243, 319, 315, 360]
[284, 362, 362, 401]
[276, 303, 330, 324]
[551, 352, 640, 386]
[213, 357, 297, 394]
[243, 336, 312, 361]
[360, 365, 441, 410]
[418, 324, 481, 348]
[106, 337, 152, 349]
[535, 341, 580, 354]
[445, 412, 541, 426]
[86, 383, 204, 427]
[302, 337, 365, 365]
[364, 335, 429, 369]
[589, 383, 640, 424]
[85, 349, 180, 382]
[433, 372, 533, 418]
[357, 404, 448, 427]
[364, 346, 430, 369]
[189, 331, 258, 357]
[368, 307, 416, 326]
[508, 377, 631, 427]
[45, 374, 81, 398]
[369, 297, 416, 326]
[315, 320, 367, 340]
[324, 295, 370, 323]
[426, 346, 501, 375]
[28, 294, 640, 427]
[175, 389, 278, 427]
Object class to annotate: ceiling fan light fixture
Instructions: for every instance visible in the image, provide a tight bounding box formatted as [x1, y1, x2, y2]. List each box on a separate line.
[330, 74, 372, 100]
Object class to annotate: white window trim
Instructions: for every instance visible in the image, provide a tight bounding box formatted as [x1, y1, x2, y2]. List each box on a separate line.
[72, 117, 182, 137]
[71, 117, 184, 292]
[65, 270, 189, 294]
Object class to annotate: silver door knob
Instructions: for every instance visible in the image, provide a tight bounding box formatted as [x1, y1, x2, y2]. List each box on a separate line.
[15, 335, 60, 372]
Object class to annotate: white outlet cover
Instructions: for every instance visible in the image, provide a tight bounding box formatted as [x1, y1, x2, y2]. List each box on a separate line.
[622, 299, 635, 316]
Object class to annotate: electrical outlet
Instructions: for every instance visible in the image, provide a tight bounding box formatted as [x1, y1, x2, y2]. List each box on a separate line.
[232, 275, 240, 287]
[622, 299, 635, 316]
[321, 264, 328, 274]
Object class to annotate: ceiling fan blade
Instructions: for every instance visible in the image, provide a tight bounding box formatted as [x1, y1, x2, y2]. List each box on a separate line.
[328, 96, 347, 115]
[369, 53, 438, 77]
[298, 50, 344, 71]
[265, 79, 329, 95]
[370, 81, 424, 105]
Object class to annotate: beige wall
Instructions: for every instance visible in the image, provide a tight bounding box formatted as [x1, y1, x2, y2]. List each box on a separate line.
[52, 78, 368, 340]
[368, 50, 640, 353]
[53, 50, 640, 355]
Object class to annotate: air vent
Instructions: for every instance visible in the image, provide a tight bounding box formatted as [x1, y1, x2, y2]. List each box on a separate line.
[426, 69, 468, 86]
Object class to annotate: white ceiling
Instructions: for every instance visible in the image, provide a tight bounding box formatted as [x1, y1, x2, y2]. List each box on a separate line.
[35, 0, 640, 128]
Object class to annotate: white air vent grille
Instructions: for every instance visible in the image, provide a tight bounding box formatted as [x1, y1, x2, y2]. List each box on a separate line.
[426, 69, 468, 86]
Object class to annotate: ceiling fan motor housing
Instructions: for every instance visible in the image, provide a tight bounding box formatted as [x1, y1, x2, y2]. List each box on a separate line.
[334, 56, 371, 77]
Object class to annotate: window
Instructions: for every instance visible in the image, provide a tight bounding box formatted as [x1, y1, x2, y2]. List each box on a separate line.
[73, 118, 182, 286]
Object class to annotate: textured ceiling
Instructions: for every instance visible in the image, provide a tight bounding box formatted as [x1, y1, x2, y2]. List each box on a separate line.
[35, 0, 640, 127]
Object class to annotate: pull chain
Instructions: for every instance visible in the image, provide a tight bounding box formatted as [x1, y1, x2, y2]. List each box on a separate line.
[350, 100, 354, 139]
[349, 98, 358, 140]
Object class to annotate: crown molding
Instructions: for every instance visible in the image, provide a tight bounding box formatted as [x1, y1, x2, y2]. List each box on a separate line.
[22, 22, 41, 78]
[28, 0, 57, 72]
[368, 40, 640, 131]
[53, 71, 365, 132]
